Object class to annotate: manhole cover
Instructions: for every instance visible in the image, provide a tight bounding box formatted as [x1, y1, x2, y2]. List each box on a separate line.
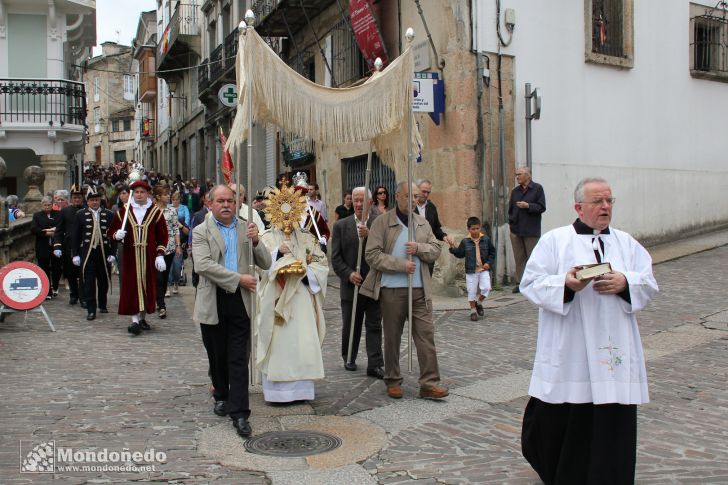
[244, 431, 342, 457]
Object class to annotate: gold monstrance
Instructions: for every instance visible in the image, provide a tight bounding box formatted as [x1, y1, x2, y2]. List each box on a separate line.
[263, 177, 309, 275]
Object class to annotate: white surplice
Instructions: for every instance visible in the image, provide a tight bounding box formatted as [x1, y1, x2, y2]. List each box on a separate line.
[520, 224, 658, 405]
[256, 227, 328, 402]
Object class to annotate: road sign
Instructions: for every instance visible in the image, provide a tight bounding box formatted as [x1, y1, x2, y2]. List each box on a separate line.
[413, 72, 445, 125]
[219, 84, 238, 107]
[0, 262, 49, 310]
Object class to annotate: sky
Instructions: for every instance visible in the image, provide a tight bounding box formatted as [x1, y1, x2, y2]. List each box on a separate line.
[93, 0, 158, 56]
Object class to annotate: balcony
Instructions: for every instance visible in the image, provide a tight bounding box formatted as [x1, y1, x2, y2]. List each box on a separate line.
[198, 59, 210, 93]
[209, 44, 224, 82]
[252, 0, 337, 38]
[157, 3, 202, 76]
[0, 78, 86, 127]
[224, 27, 239, 71]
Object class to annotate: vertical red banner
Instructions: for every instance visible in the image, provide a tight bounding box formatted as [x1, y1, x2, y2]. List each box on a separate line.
[350, 0, 389, 69]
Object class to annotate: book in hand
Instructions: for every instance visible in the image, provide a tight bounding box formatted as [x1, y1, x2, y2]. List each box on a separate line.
[575, 262, 612, 281]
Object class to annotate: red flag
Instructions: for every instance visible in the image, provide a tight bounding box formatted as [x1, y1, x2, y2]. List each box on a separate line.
[219, 127, 234, 185]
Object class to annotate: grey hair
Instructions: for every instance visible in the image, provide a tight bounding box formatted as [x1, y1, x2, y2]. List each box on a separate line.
[209, 184, 234, 201]
[54, 189, 69, 199]
[41, 196, 53, 204]
[416, 178, 432, 186]
[574, 177, 609, 202]
[352, 186, 372, 198]
[516, 166, 531, 176]
[396, 181, 417, 193]
[6, 195, 19, 206]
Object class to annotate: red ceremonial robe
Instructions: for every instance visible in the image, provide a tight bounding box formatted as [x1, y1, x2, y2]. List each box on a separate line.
[108, 203, 168, 315]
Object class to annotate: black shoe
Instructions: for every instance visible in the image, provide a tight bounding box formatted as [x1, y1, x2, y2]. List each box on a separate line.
[366, 366, 385, 379]
[233, 417, 252, 437]
[512, 286, 520, 294]
[476, 302, 484, 316]
[158, 308, 167, 319]
[344, 362, 357, 371]
[139, 319, 151, 331]
[52, 290, 59, 298]
[99, 308, 109, 314]
[213, 400, 228, 416]
[80, 301, 87, 309]
[69, 297, 78, 305]
[127, 322, 141, 335]
[86, 313, 96, 321]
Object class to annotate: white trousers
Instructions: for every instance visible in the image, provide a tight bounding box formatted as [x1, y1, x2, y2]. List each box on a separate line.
[466, 271, 491, 301]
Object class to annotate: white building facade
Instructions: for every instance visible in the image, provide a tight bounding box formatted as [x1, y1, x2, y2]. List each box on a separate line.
[0, 0, 96, 196]
[474, 0, 728, 244]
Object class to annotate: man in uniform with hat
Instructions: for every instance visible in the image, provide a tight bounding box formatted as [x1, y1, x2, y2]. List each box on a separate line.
[53, 184, 86, 306]
[72, 186, 115, 320]
[108, 178, 169, 335]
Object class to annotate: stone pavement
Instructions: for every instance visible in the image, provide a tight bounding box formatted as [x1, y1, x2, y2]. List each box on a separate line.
[1, 231, 727, 484]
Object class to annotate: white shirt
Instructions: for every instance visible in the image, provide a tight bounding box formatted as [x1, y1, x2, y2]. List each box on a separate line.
[520, 224, 658, 405]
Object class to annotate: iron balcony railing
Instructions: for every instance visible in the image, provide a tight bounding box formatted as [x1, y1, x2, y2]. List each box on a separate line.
[224, 27, 239, 71]
[210, 44, 224, 81]
[158, 2, 201, 68]
[251, 0, 280, 24]
[198, 58, 210, 92]
[0, 78, 86, 126]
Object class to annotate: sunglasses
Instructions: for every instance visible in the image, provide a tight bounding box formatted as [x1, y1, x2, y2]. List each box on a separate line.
[377, 191, 387, 195]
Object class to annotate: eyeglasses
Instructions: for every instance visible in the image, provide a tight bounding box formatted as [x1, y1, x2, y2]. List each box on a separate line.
[583, 198, 616, 206]
[377, 191, 387, 195]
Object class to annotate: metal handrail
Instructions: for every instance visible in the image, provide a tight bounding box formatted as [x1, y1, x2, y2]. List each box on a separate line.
[0, 78, 86, 126]
[224, 27, 239, 71]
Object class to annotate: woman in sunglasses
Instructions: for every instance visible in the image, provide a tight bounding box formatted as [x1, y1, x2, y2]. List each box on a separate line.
[373, 185, 390, 215]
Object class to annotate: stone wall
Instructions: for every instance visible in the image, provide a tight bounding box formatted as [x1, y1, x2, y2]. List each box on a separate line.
[0, 218, 35, 266]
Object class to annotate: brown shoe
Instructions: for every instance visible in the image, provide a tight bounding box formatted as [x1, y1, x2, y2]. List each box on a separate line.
[387, 386, 403, 399]
[419, 385, 449, 399]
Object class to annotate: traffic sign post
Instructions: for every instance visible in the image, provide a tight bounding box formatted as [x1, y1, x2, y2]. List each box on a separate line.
[0, 262, 56, 331]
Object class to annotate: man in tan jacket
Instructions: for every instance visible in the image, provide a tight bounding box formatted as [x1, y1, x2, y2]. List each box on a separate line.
[361, 181, 448, 400]
[192, 185, 271, 438]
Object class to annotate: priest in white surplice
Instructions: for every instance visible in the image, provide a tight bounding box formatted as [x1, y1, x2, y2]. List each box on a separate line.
[256, 182, 328, 402]
[519, 177, 658, 485]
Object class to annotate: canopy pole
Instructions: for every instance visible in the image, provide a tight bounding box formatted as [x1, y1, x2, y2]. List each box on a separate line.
[346, 139, 374, 366]
[405, 27, 415, 373]
[243, 10, 258, 386]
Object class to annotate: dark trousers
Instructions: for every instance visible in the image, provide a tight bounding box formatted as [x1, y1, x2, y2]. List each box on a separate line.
[82, 249, 109, 313]
[341, 294, 383, 370]
[200, 288, 250, 421]
[62, 249, 84, 301]
[521, 397, 637, 485]
[155, 253, 175, 309]
[37, 256, 62, 292]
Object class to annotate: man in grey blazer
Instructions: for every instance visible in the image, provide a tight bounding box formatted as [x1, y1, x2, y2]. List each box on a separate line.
[192, 185, 271, 438]
[331, 186, 384, 379]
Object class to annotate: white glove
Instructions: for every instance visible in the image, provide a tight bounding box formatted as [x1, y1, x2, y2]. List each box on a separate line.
[114, 230, 127, 241]
[107, 255, 116, 264]
[72, 256, 81, 266]
[318, 236, 327, 246]
[155, 255, 166, 272]
[53, 249, 62, 258]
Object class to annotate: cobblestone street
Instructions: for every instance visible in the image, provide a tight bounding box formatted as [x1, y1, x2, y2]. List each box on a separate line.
[1, 244, 727, 484]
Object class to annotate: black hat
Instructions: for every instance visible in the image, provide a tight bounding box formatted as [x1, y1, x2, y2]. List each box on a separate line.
[70, 183, 82, 195]
[86, 185, 101, 199]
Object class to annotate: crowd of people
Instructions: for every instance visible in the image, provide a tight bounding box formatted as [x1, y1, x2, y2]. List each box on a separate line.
[26, 163, 658, 483]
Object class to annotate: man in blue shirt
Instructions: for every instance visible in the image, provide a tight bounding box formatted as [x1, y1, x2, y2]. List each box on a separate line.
[192, 185, 271, 438]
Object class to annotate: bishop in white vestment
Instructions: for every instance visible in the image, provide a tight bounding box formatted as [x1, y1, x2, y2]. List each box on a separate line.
[520, 177, 658, 485]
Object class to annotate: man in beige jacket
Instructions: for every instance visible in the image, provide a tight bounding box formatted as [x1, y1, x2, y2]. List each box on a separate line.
[192, 185, 271, 438]
[361, 181, 448, 400]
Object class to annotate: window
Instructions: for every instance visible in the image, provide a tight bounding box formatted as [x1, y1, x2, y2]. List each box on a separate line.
[94, 107, 100, 133]
[690, 2, 728, 81]
[123, 119, 131, 132]
[123, 75, 135, 100]
[114, 150, 127, 163]
[94, 77, 100, 102]
[330, 18, 369, 87]
[111, 119, 119, 132]
[584, 0, 634, 68]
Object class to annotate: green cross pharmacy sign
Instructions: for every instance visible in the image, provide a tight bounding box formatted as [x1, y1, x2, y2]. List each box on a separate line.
[218, 84, 238, 107]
